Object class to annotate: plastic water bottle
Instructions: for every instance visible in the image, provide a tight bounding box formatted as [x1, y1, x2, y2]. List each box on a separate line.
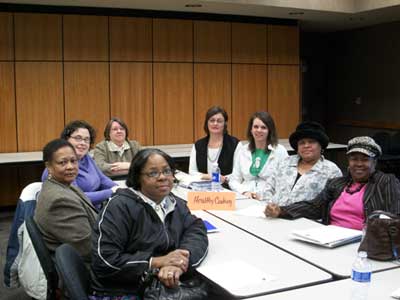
[211, 162, 221, 191]
[350, 251, 371, 300]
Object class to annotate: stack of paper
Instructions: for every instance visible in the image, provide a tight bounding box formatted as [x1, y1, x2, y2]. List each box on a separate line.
[197, 260, 275, 296]
[291, 225, 362, 248]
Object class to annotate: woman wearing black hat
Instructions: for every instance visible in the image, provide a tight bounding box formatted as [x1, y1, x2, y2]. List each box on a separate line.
[263, 121, 342, 206]
[265, 136, 400, 230]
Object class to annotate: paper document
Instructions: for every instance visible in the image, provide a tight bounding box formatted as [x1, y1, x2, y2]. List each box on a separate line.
[291, 225, 362, 248]
[235, 204, 265, 218]
[197, 260, 275, 295]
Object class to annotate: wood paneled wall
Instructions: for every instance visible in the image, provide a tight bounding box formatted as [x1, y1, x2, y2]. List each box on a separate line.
[0, 12, 299, 152]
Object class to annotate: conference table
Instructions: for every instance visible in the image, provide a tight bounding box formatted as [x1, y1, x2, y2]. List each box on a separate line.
[192, 211, 332, 298]
[206, 198, 400, 278]
[249, 268, 400, 300]
[119, 172, 399, 298]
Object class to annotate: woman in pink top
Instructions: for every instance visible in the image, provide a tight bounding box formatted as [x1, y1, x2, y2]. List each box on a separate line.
[264, 136, 400, 230]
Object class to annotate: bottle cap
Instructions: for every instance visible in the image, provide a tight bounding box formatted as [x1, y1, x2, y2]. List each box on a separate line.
[358, 251, 368, 258]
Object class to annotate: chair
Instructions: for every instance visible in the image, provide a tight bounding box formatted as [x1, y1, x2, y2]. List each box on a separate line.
[25, 216, 59, 300]
[55, 244, 89, 300]
[4, 182, 42, 288]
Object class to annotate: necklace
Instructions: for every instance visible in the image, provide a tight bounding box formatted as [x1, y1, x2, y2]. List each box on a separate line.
[207, 146, 222, 163]
[345, 181, 366, 195]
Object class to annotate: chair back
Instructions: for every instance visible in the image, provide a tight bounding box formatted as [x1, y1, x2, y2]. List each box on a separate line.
[373, 131, 391, 154]
[25, 216, 58, 300]
[4, 182, 42, 288]
[55, 244, 89, 300]
[389, 131, 400, 155]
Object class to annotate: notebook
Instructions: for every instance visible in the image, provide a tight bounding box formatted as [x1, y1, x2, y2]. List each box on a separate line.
[203, 220, 219, 233]
[291, 225, 362, 248]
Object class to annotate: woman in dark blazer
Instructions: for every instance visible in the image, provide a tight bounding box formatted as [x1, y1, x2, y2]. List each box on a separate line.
[34, 139, 98, 261]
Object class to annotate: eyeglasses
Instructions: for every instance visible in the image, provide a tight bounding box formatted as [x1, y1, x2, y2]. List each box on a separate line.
[142, 168, 174, 178]
[70, 135, 91, 144]
[55, 158, 78, 166]
[208, 118, 224, 124]
[111, 126, 126, 132]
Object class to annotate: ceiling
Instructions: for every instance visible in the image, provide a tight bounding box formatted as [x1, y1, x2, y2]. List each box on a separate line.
[2, 0, 400, 32]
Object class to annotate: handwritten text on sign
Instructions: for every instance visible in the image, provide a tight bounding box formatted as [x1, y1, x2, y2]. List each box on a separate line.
[187, 191, 236, 210]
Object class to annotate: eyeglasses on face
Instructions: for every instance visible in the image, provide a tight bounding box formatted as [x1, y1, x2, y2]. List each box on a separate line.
[208, 118, 224, 124]
[142, 168, 174, 178]
[111, 126, 126, 132]
[70, 135, 91, 144]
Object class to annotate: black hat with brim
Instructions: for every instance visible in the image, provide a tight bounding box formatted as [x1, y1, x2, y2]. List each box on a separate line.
[289, 121, 329, 152]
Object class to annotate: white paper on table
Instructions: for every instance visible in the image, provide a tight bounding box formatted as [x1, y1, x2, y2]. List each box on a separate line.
[175, 171, 200, 186]
[235, 204, 265, 218]
[392, 287, 400, 299]
[197, 260, 275, 294]
[291, 225, 362, 247]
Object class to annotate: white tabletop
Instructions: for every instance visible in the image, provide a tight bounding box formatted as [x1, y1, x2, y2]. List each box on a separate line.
[0, 140, 346, 164]
[206, 199, 399, 278]
[193, 211, 332, 298]
[250, 268, 400, 300]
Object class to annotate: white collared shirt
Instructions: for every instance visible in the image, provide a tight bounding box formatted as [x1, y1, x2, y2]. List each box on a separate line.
[133, 190, 176, 223]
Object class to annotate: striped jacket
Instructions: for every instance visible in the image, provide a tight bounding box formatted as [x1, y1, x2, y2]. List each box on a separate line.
[280, 171, 400, 223]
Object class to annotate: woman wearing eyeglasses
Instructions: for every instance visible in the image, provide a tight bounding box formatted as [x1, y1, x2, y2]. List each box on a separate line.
[93, 117, 141, 178]
[41, 120, 118, 207]
[90, 148, 208, 299]
[189, 106, 240, 184]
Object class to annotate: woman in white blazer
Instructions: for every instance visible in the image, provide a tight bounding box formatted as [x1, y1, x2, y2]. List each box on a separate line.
[229, 111, 288, 199]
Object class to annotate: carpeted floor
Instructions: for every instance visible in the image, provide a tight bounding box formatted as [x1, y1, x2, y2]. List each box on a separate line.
[0, 211, 31, 300]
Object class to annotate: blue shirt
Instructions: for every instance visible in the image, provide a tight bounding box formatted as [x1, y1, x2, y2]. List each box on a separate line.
[42, 154, 116, 206]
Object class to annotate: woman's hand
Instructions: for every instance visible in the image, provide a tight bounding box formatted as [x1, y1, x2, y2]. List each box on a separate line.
[264, 203, 281, 218]
[158, 266, 183, 288]
[243, 191, 261, 200]
[151, 249, 189, 272]
[110, 162, 130, 174]
[200, 174, 211, 181]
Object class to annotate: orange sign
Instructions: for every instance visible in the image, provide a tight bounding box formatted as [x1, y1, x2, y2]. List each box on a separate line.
[187, 191, 236, 210]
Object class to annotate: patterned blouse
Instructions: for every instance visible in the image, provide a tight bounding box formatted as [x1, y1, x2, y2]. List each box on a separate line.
[264, 154, 342, 206]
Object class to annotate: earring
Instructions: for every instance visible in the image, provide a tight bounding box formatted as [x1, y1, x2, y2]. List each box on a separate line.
[48, 173, 52, 180]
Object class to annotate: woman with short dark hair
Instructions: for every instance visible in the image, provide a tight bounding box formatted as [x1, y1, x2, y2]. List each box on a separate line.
[189, 106, 240, 183]
[35, 139, 97, 261]
[42, 120, 118, 206]
[94, 117, 141, 178]
[229, 111, 288, 199]
[91, 148, 208, 299]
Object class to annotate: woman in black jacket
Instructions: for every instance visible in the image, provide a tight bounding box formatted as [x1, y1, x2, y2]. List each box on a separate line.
[90, 149, 208, 299]
[189, 106, 240, 184]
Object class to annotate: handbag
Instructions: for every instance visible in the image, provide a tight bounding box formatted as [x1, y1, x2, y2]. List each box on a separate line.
[142, 270, 208, 300]
[358, 210, 400, 261]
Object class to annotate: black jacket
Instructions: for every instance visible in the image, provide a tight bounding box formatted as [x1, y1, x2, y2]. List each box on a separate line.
[195, 133, 239, 175]
[280, 171, 400, 223]
[90, 188, 208, 295]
